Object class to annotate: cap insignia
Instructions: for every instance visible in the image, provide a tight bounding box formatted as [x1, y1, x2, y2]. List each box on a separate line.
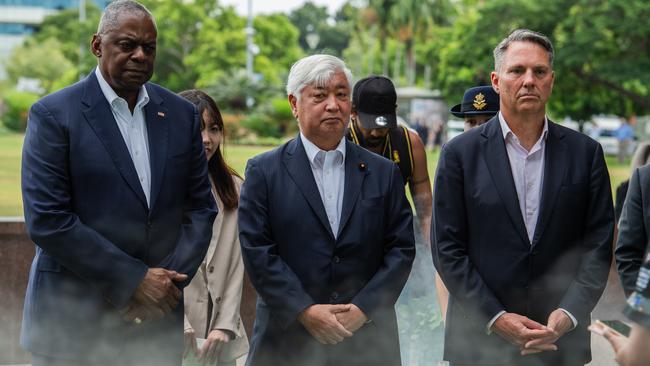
[473, 93, 487, 110]
[375, 116, 388, 127]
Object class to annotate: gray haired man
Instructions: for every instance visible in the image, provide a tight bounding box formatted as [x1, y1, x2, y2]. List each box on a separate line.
[238, 54, 415, 366]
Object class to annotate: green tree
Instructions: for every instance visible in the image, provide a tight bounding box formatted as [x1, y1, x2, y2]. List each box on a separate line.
[288, 1, 353, 55]
[435, 0, 564, 111]
[368, 0, 397, 76]
[553, 0, 650, 119]
[252, 14, 303, 85]
[32, 3, 101, 77]
[140, 0, 214, 91]
[5, 38, 75, 94]
[391, 0, 455, 85]
[435, 0, 650, 122]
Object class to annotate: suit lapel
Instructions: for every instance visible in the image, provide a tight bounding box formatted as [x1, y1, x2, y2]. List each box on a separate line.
[532, 122, 566, 246]
[338, 141, 367, 237]
[144, 85, 169, 211]
[283, 137, 334, 238]
[81, 73, 148, 208]
[481, 118, 530, 245]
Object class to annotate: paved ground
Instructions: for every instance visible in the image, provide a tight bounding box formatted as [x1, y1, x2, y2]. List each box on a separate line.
[2, 265, 630, 366]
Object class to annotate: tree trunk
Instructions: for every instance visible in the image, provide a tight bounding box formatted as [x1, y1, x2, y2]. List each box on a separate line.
[405, 39, 415, 86]
[393, 44, 402, 85]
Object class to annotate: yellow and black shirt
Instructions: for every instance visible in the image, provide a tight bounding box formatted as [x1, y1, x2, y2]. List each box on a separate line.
[347, 120, 414, 185]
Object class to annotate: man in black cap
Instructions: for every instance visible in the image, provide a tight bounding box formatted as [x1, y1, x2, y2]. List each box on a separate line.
[347, 76, 432, 236]
[450, 85, 500, 131]
[347, 76, 449, 364]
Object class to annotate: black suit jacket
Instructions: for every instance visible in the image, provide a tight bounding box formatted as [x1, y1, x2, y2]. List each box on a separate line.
[238, 137, 415, 366]
[616, 165, 650, 295]
[20, 72, 216, 363]
[432, 117, 614, 365]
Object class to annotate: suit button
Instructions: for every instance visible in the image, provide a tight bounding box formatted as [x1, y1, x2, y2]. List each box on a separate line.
[531, 250, 539, 256]
[333, 256, 340, 263]
[331, 292, 339, 300]
[146, 221, 152, 228]
[216, 296, 222, 303]
[208, 266, 215, 273]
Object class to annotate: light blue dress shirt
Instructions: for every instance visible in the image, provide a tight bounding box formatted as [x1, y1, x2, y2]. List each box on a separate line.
[487, 113, 577, 332]
[95, 67, 152, 207]
[300, 133, 346, 238]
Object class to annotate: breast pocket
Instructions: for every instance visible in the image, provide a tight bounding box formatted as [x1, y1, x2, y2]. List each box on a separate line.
[359, 196, 385, 236]
[361, 196, 384, 208]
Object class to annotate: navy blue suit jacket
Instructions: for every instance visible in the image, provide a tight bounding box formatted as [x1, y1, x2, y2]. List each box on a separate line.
[238, 137, 415, 366]
[20, 72, 216, 362]
[432, 118, 614, 365]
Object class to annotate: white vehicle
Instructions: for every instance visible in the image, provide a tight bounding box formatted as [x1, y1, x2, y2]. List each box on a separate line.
[446, 120, 465, 142]
[587, 116, 636, 156]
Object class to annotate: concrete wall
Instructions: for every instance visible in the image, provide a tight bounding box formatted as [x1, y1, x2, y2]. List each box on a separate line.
[0, 219, 32, 364]
[0, 218, 256, 365]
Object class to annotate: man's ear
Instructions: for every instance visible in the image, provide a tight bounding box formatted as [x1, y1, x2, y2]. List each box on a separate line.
[490, 71, 500, 94]
[91, 34, 102, 58]
[288, 94, 299, 118]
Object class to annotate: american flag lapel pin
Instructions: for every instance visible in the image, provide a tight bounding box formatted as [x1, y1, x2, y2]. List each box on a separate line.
[157, 111, 165, 117]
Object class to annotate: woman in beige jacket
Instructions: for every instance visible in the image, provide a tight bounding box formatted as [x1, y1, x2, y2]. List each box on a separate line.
[179, 90, 249, 366]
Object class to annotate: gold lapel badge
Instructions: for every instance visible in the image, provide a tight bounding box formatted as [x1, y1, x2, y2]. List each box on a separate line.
[473, 93, 487, 110]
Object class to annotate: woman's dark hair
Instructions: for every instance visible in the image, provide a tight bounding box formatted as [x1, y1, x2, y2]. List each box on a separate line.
[179, 89, 241, 210]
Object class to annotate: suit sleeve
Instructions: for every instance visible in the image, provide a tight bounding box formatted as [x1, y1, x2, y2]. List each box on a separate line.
[431, 143, 505, 327]
[352, 164, 415, 319]
[21, 101, 148, 309]
[156, 106, 217, 286]
[616, 168, 647, 296]
[559, 143, 614, 317]
[238, 159, 315, 327]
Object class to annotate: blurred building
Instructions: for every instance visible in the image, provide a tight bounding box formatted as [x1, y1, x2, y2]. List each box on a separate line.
[0, 0, 110, 78]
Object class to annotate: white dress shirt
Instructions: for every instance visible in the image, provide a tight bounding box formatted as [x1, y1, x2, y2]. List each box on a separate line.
[487, 112, 577, 332]
[300, 133, 346, 238]
[499, 112, 548, 244]
[95, 67, 152, 207]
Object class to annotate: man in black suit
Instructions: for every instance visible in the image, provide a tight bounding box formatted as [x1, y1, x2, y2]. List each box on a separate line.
[432, 29, 614, 366]
[20, 1, 216, 365]
[238, 54, 415, 366]
[616, 157, 650, 296]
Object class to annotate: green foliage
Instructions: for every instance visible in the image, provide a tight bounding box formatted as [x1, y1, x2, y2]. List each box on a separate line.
[240, 97, 297, 138]
[204, 69, 280, 112]
[288, 2, 354, 56]
[11, 0, 302, 99]
[7, 0, 648, 124]
[240, 114, 279, 138]
[252, 14, 303, 84]
[431, 0, 650, 121]
[1, 90, 39, 132]
[31, 3, 101, 75]
[552, 0, 650, 119]
[5, 38, 76, 94]
[139, 0, 210, 91]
